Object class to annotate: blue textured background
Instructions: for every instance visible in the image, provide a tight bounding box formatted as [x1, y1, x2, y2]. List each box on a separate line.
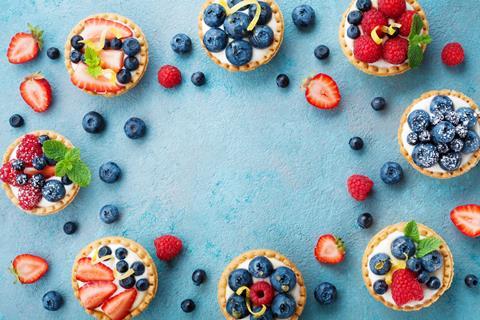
[0, 0, 479, 319]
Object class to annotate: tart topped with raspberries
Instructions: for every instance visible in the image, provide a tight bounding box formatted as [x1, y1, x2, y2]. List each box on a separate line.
[65, 13, 148, 97]
[339, 0, 430, 76]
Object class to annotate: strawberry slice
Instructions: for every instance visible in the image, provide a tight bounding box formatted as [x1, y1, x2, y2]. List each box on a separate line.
[24, 166, 56, 178]
[12, 254, 48, 284]
[79, 281, 117, 309]
[304, 73, 341, 109]
[7, 25, 43, 64]
[81, 18, 133, 40]
[100, 50, 125, 73]
[75, 257, 114, 282]
[20, 74, 52, 113]
[450, 204, 480, 238]
[314, 234, 346, 264]
[71, 63, 123, 94]
[102, 289, 137, 320]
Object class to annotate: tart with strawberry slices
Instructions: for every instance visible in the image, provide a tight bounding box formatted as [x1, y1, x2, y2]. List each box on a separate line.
[72, 237, 158, 320]
[0, 131, 90, 215]
[218, 249, 306, 319]
[339, 0, 430, 76]
[65, 13, 148, 97]
[362, 221, 454, 311]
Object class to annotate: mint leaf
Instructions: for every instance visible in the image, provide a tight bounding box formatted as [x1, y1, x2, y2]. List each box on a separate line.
[65, 148, 81, 162]
[42, 140, 68, 161]
[408, 44, 424, 69]
[404, 221, 420, 243]
[55, 160, 69, 177]
[409, 14, 423, 41]
[67, 160, 91, 187]
[416, 237, 442, 258]
[84, 46, 102, 78]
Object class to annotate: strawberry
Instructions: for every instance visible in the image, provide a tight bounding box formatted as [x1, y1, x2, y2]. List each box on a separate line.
[382, 37, 409, 65]
[71, 63, 123, 94]
[16, 134, 43, 166]
[304, 73, 341, 110]
[7, 24, 43, 64]
[101, 288, 137, 320]
[18, 184, 42, 210]
[360, 9, 387, 38]
[75, 257, 114, 282]
[391, 269, 424, 306]
[378, 0, 406, 19]
[314, 234, 345, 264]
[20, 74, 52, 113]
[11, 254, 48, 284]
[398, 10, 416, 36]
[0, 161, 21, 186]
[354, 35, 383, 63]
[100, 50, 125, 73]
[24, 166, 56, 179]
[154, 235, 183, 261]
[81, 18, 133, 40]
[250, 281, 274, 306]
[79, 281, 117, 309]
[450, 204, 480, 237]
[347, 174, 374, 201]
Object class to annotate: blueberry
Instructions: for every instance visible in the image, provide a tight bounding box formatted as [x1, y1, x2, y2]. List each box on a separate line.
[181, 299, 196, 313]
[116, 260, 129, 273]
[380, 161, 403, 185]
[61, 175, 72, 185]
[224, 12, 250, 40]
[391, 236, 416, 259]
[103, 39, 110, 49]
[314, 45, 330, 60]
[33, 156, 47, 170]
[136, 279, 150, 291]
[46, 157, 57, 166]
[16, 174, 28, 186]
[81, 53, 86, 63]
[408, 110, 431, 133]
[123, 38, 141, 56]
[98, 246, 112, 257]
[30, 174, 45, 188]
[417, 270, 429, 284]
[465, 274, 479, 288]
[131, 261, 145, 276]
[203, 28, 228, 52]
[110, 38, 122, 50]
[450, 139, 465, 153]
[82, 111, 106, 134]
[432, 121, 456, 144]
[204, 3, 227, 27]
[457, 107, 477, 128]
[369, 253, 391, 275]
[427, 276, 441, 290]
[463, 130, 480, 153]
[124, 117, 146, 139]
[357, 212, 373, 229]
[272, 294, 296, 317]
[250, 306, 273, 320]
[248, 256, 273, 278]
[119, 275, 136, 289]
[99, 162, 121, 183]
[347, 25, 360, 39]
[70, 35, 84, 50]
[170, 33, 192, 54]
[99, 205, 120, 224]
[249, 25, 274, 49]
[456, 125, 469, 138]
[227, 0, 242, 7]
[42, 180, 66, 202]
[47, 47, 60, 60]
[430, 95, 455, 115]
[228, 269, 252, 291]
[124, 56, 139, 71]
[347, 10, 363, 25]
[421, 251, 443, 272]
[314, 282, 337, 305]
[431, 111, 444, 126]
[249, 1, 272, 25]
[191, 72, 206, 86]
[225, 40, 253, 67]
[418, 130, 431, 143]
[436, 143, 450, 154]
[38, 135, 50, 145]
[349, 137, 364, 150]
[226, 294, 248, 319]
[373, 280, 388, 295]
[270, 267, 296, 293]
[412, 143, 439, 168]
[70, 50, 82, 63]
[445, 111, 460, 125]
[439, 152, 462, 171]
[115, 247, 128, 260]
[192, 269, 207, 286]
[292, 4, 315, 28]
[42, 291, 63, 311]
[276, 74, 289, 88]
[406, 257, 422, 273]
[371, 97, 386, 111]
[9, 114, 24, 128]
[63, 221, 77, 235]
[407, 132, 418, 145]
[11, 159, 25, 171]
[116, 69, 132, 84]
[356, 0, 372, 11]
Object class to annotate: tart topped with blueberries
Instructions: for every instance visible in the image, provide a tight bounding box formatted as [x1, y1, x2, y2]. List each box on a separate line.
[218, 249, 306, 319]
[65, 13, 148, 97]
[199, 0, 284, 72]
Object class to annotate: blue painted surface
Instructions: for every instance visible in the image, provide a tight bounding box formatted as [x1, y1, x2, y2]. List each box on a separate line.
[0, 0, 479, 319]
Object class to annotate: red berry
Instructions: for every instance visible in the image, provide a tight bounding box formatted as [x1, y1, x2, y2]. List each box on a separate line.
[353, 35, 383, 63]
[398, 10, 415, 36]
[0, 161, 20, 186]
[378, 0, 406, 19]
[383, 37, 409, 65]
[249, 281, 274, 306]
[347, 175, 374, 201]
[391, 269, 424, 306]
[360, 9, 387, 38]
[154, 235, 183, 261]
[441, 42, 465, 66]
[18, 183, 42, 210]
[157, 65, 182, 88]
[16, 134, 43, 166]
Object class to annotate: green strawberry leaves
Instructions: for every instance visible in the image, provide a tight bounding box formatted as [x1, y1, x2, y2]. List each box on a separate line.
[84, 46, 102, 78]
[403, 220, 441, 258]
[407, 14, 432, 68]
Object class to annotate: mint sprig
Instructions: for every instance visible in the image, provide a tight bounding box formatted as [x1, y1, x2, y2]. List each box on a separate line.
[403, 220, 441, 258]
[404, 220, 420, 242]
[84, 46, 102, 78]
[407, 14, 432, 68]
[43, 140, 91, 187]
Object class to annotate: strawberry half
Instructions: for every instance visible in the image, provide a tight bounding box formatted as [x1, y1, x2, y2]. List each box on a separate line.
[79, 281, 117, 309]
[81, 18, 133, 40]
[101, 288, 137, 320]
[450, 204, 480, 238]
[20, 74, 52, 113]
[11, 254, 48, 284]
[100, 50, 125, 73]
[314, 234, 345, 264]
[75, 257, 114, 282]
[24, 166, 56, 179]
[7, 24, 43, 64]
[304, 73, 341, 109]
[71, 63, 123, 94]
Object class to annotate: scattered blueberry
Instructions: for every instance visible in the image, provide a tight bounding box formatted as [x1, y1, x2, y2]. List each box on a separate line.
[270, 267, 296, 293]
[439, 152, 462, 171]
[369, 253, 391, 275]
[432, 121, 456, 144]
[115, 247, 128, 260]
[47, 47, 60, 60]
[42, 180, 66, 202]
[170, 33, 192, 54]
[356, 0, 372, 11]
[391, 236, 416, 260]
[349, 137, 364, 150]
[421, 250, 443, 272]
[131, 261, 145, 276]
[63, 221, 77, 235]
[371, 97, 386, 111]
[226, 294, 248, 318]
[406, 257, 422, 273]
[82, 111, 105, 134]
[191, 72, 206, 86]
[116, 69, 132, 84]
[407, 132, 418, 145]
[347, 10, 363, 25]
[99, 162, 121, 183]
[417, 270, 429, 284]
[314, 45, 330, 60]
[99, 205, 120, 224]
[124, 56, 139, 71]
[228, 269, 253, 291]
[70, 50, 82, 63]
[16, 174, 28, 186]
[249, 1, 273, 25]
[225, 40, 253, 66]
[412, 143, 439, 168]
[380, 161, 403, 185]
[314, 282, 337, 305]
[61, 175, 72, 185]
[192, 269, 207, 286]
[32, 156, 47, 170]
[119, 275, 136, 289]
[427, 276, 441, 290]
[430, 95, 454, 115]
[292, 4, 315, 28]
[408, 110, 431, 133]
[373, 280, 388, 295]
[181, 299, 196, 313]
[122, 38, 141, 56]
[203, 28, 229, 52]
[110, 38, 123, 50]
[9, 114, 24, 128]
[272, 294, 296, 317]
[42, 291, 63, 311]
[276, 74, 289, 88]
[465, 274, 478, 288]
[136, 278, 150, 291]
[98, 246, 112, 257]
[347, 25, 360, 39]
[124, 117, 146, 139]
[357, 212, 373, 229]
[224, 12, 250, 40]
[116, 260, 129, 273]
[248, 256, 273, 278]
[463, 130, 480, 153]
[204, 3, 227, 28]
[250, 25, 274, 49]
[11, 159, 25, 171]
[70, 35, 84, 50]
[30, 174, 45, 188]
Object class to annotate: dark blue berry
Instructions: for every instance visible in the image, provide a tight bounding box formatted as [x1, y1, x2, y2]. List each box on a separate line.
[47, 47, 60, 60]
[249, 1, 272, 25]
[356, 0, 372, 11]
[82, 111, 106, 134]
[417, 271, 429, 284]
[61, 175, 72, 185]
[426, 277, 441, 290]
[373, 280, 388, 295]
[9, 114, 24, 128]
[349, 137, 364, 150]
[391, 236, 415, 260]
[418, 130, 431, 143]
[292, 4, 315, 28]
[98, 246, 112, 257]
[314, 282, 337, 305]
[224, 12, 250, 39]
[357, 212, 373, 229]
[464, 131, 480, 153]
[115, 247, 128, 260]
[170, 33, 192, 54]
[369, 253, 391, 275]
[407, 132, 418, 145]
[450, 139, 464, 153]
[32, 156, 47, 170]
[249, 25, 274, 49]
[203, 28, 228, 52]
[181, 299, 196, 313]
[16, 174, 28, 185]
[192, 269, 207, 286]
[110, 38, 122, 50]
[191, 72, 206, 86]
[248, 256, 273, 278]
[380, 161, 403, 185]
[70, 35, 84, 50]
[99, 162, 121, 183]
[203, 4, 227, 28]
[276, 74, 289, 88]
[421, 251, 443, 272]
[63, 221, 77, 235]
[465, 274, 478, 288]
[347, 10, 363, 25]
[439, 152, 462, 172]
[437, 143, 449, 154]
[42, 291, 63, 311]
[347, 25, 360, 39]
[136, 278, 150, 291]
[42, 180, 66, 202]
[99, 205, 120, 224]
[406, 257, 422, 273]
[430, 95, 454, 115]
[412, 143, 439, 168]
[314, 45, 330, 60]
[116, 260, 129, 273]
[131, 261, 145, 276]
[408, 110, 431, 133]
[119, 275, 136, 289]
[70, 50, 82, 63]
[124, 117, 146, 139]
[38, 135, 50, 145]
[30, 174, 45, 188]
[124, 56, 139, 71]
[11, 159, 25, 171]
[225, 40, 253, 66]
[122, 38, 141, 56]
[371, 97, 386, 111]
[116, 69, 132, 84]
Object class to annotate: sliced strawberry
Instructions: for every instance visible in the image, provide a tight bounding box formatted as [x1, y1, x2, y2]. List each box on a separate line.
[20, 74, 52, 113]
[71, 63, 123, 94]
[450, 204, 480, 238]
[79, 281, 117, 309]
[304, 73, 341, 109]
[7, 25, 43, 64]
[314, 234, 345, 264]
[100, 50, 125, 73]
[75, 257, 114, 282]
[102, 289, 137, 320]
[81, 18, 133, 40]
[24, 166, 56, 178]
[12, 254, 48, 284]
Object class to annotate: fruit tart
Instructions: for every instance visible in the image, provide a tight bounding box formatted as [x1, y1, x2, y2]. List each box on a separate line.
[65, 13, 148, 97]
[218, 249, 306, 319]
[199, 0, 284, 72]
[72, 237, 158, 320]
[1, 131, 91, 215]
[362, 221, 454, 311]
[398, 90, 480, 178]
[339, 0, 430, 76]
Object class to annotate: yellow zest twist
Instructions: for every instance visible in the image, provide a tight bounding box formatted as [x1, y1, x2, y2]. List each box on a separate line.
[218, 0, 262, 31]
[371, 26, 383, 45]
[114, 268, 135, 280]
[385, 259, 407, 285]
[235, 286, 267, 318]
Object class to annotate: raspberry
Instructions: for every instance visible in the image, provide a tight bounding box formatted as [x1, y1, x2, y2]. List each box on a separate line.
[353, 35, 383, 63]
[391, 269, 424, 306]
[378, 0, 406, 19]
[18, 183, 42, 210]
[16, 134, 43, 166]
[154, 235, 183, 261]
[250, 281, 274, 307]
[441, 43, 465, 66]
[347, 174, 374, 201]
[360, 9, 387, 38]
[157, 65, 182, 88]
[383, 37, 409, 64]
[398, 10, 415, 36]
[0, 161, 21, 186]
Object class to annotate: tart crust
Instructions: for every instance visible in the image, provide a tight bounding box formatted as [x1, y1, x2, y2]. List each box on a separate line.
[64, 13, 149, 97]
[198, 0, 284, 72]
[339, 0, 429, 76]
[362, 222, 454, 311]
[218, 249, 306, 319]
[398, 89, 480, 178]
[2, 130, 80, 216]
[72, 236, 158, 320]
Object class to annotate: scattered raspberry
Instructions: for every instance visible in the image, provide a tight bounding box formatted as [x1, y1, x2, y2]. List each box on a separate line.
[154, 235, 183, 261]
[398, 10, 415, 36]
[378, 0, 406, 19]
[354, 35, 383, 63]
[391, 269, 424, 306]
[18, 183, 42, 210]
[347, 175, 374, 201]
[383, 37, 409, 65]
[16, 134, 42, 166]
[441, 43, 465, 66]
[0, 161, 20, 186]
[360, 9, 388, 38]
[250, 281, 274, 306]
[157, 65, 182, 88]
